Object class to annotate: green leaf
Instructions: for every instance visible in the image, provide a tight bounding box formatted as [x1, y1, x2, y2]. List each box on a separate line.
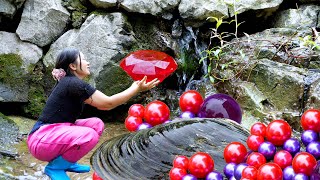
[216, 19, 223, 29]
[213, 49, 221, 59]
[221, 64, 226, 70]
[207, 16, 219, 22]
[313, 44, 320, 50]
[209, 76, 215, 83]
[208, 63, 212, 73]
[199, 56, 207, 64]
[229, 19, 236, 24]
[236, 21, 245, 28]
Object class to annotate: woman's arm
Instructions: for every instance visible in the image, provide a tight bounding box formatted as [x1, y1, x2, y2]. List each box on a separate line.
[84, 76, 159, 110]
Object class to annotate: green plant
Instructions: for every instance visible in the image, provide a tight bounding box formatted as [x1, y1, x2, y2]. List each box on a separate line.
[200, 1, 320, 84]
[199, 0, 247, 83]
[299, 35, 320, 51]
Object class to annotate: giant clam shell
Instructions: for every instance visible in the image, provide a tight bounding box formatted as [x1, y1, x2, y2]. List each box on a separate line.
[91, 118, 250, 180]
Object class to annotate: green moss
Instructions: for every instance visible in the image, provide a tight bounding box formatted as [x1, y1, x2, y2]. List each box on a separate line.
[0, 112, 15, 124]
[62, 0, 87, 11]
[62, 0, 90, 28]
[0, 157, 13, 174]
[177, 48, 200, 77]
[23, 63, 47, 118]
[24, 86, 46, 118]
[128, 43, 143, 53]
[128, 16, 166, 50]
[0, 53, 25, 87]
[14, 139, 29, 154]
[72, 11, 87, 28]
[0, 140, 30, 176]
[96, 63, 132, 96]
[90, 10, 109, 16]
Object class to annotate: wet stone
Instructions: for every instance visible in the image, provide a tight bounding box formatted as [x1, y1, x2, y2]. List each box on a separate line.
[91, 118, 250, 180]
[0, 116, 20, 157]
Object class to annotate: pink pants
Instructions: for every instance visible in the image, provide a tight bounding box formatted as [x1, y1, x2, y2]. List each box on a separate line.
[27, 117, 104, 163]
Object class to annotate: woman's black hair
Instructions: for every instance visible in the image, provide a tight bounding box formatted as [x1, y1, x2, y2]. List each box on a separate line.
[55, 47, 83, 76]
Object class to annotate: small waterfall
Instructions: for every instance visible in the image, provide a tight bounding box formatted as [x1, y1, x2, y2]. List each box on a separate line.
[176, 26, 208, 91]
[185, 26, 208, 75]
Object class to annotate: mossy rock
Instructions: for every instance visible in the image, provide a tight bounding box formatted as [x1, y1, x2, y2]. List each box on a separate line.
[0, 53, 25, 88]
[96, 63, 132, 96]
[24, 86, 46, 118]
[62, 0, 91, 28]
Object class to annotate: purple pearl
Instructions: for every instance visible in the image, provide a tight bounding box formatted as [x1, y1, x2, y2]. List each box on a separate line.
[182, 174, 197, 180]
[197, 93, 242, 124]
[283, 166, 296, 180]
[206, 171, 223, 180]
[307, 141, 320, 159]
[243, 150, 253, 163]
[283, 138, 301, 156]
[224, 162, 237, 179]
[311, 174, 320, 180]
[164, 120, 171, 124]
[310, 161, 320, 180]
[301, 130, 319, 146]
[234, 163, 248, 180]
[311, 160, 320, 180]
[293, 173, 309, 180]
[179, 111, 196, 118]
[258, 141, 276, 160]
[137, 122, 152, 130]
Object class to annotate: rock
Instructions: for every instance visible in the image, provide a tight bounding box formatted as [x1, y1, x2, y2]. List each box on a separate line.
[91, 118, 249, 180]
[16, 0, 70, 47]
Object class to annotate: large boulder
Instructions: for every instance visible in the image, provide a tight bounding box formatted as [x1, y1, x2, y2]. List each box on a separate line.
[273, 4, 320, 30]
[245, 59, 306, 111]
[179, 0, 283, 27]
[121, 0, 179, 18]
[16, 0, 70, 47]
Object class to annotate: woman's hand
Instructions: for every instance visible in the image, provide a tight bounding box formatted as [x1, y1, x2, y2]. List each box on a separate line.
[86, 76, 160, 110]
[132, 76, 160, 92]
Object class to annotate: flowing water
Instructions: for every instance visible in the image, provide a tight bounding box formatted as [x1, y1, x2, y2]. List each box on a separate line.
[0, 122, 128, 180]
[176, 26, 208, 91]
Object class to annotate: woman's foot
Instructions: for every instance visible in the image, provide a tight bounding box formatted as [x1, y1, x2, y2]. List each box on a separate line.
[66, 163, 90, 173]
